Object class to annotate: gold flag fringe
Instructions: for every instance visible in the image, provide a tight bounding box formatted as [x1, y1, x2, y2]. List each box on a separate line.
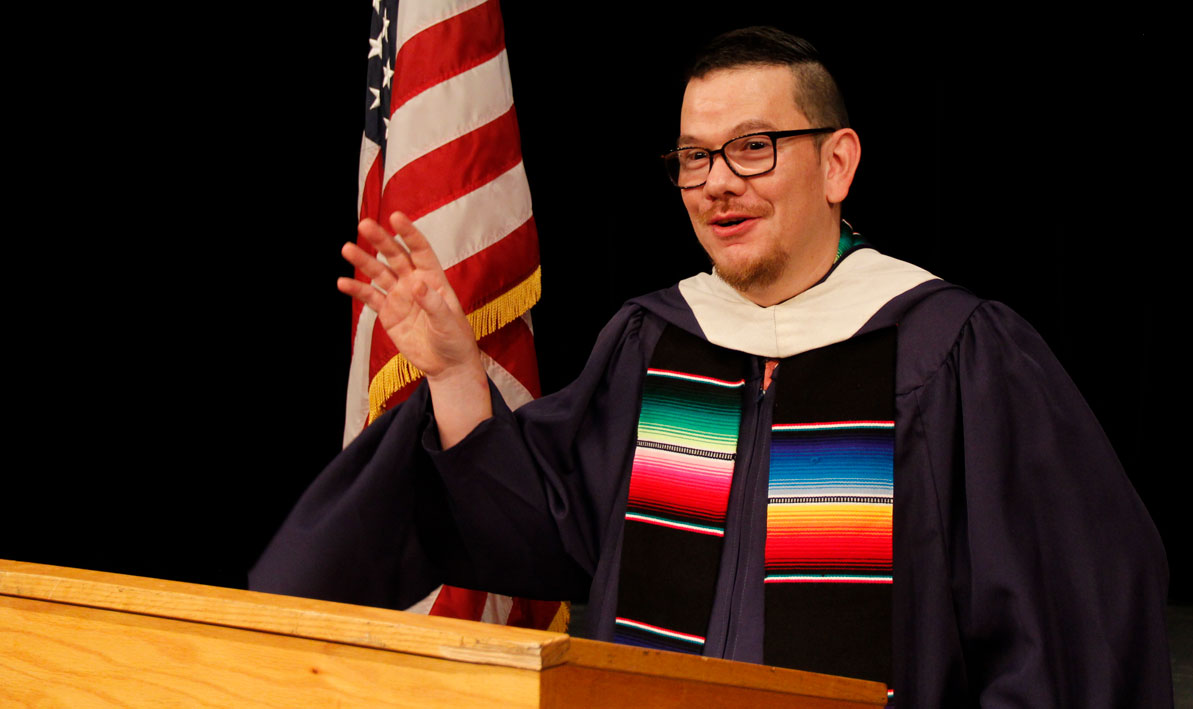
[367, 266, 542, 424]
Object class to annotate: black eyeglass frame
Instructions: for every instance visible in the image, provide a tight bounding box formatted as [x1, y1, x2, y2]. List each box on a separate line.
[662, 128, 837, 189]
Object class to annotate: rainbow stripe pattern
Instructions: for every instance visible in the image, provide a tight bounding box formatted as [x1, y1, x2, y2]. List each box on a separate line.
[764, 421, 894, 583]
[616, 365, 745, 652]
[626, 368, 745, 537]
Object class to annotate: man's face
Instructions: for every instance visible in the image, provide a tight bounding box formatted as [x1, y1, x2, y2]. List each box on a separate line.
[679, 65, 837, 303]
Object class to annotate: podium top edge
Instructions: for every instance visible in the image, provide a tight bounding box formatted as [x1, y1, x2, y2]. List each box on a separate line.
[0, 559, 570, 671]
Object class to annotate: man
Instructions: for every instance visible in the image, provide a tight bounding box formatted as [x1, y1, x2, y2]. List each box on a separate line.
[251, 28, 1171, 705]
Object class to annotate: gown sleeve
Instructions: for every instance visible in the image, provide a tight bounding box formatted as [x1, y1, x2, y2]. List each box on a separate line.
[425, 304, 659, 599]
[902, 299, 1172, 707]
[247, 381, 460, 609]
[249, 304, 655, 608]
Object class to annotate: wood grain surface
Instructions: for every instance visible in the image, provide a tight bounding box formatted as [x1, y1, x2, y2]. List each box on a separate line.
[0, 559, 568, 670]
[1, 559, 888, 707]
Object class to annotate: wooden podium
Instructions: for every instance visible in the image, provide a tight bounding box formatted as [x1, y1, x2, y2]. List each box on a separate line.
[1, 560, 887, 707]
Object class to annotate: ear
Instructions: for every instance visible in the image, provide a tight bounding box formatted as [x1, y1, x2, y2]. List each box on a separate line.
[821, 128, 861, 205]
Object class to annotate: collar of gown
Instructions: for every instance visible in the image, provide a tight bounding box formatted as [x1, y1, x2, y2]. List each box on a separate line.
[677, 248, 938, 358]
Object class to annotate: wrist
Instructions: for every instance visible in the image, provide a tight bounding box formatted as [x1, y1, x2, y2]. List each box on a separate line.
[426, 353, 487, 392]
[425, 354, 492, 450]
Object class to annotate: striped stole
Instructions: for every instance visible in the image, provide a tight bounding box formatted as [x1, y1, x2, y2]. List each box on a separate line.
[764, 327, 895, 683]
[614, 326, 747, 652]
[615, 324, 896, 684]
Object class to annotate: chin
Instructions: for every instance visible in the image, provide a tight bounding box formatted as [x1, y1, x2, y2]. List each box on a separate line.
[710, 250, 788, 293]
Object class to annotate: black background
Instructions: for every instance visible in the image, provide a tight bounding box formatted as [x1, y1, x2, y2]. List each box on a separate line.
[5, 6, 1185, 600]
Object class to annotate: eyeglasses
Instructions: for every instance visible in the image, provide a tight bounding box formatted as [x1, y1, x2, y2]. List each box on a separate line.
[662, 128, 836, 189]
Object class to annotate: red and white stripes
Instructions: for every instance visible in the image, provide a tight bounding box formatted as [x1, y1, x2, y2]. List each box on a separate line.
[347, 0, 541, 442]
[344, 0, 556, 630]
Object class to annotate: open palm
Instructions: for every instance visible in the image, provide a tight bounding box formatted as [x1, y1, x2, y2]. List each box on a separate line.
[338, 212, 477, 380]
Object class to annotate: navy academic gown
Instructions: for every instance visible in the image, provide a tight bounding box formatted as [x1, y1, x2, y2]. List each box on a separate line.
[251, 248, 1172, 707]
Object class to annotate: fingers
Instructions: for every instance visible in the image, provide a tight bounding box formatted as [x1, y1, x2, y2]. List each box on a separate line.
[345, 213, 464, 318]
[388, 212, 445, 273]
[358, 218, 415, 276]
[336, 276, 386, 312]
[340, 241, 398, 292]
[384, 213, 469, 313]
[357, 212, 448, 279]
[339, 231, 410, 313]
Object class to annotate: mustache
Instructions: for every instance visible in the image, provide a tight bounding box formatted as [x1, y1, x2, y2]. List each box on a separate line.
[698, 202, 771, 222]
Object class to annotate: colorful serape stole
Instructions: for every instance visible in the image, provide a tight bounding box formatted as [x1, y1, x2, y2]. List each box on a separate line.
[615, 326, 747, 653]
[764, 327, 896, 683]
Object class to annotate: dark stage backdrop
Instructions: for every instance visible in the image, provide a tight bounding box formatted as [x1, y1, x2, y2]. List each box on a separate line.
[5, 7, 1184, 600]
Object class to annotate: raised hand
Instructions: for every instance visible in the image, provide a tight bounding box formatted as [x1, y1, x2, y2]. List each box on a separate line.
[338, 212, 491, 446]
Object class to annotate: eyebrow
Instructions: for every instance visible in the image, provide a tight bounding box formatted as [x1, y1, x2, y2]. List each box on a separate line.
[677, 119, 780, 148]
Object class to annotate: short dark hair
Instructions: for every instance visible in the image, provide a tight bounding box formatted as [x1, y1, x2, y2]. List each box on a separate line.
[685, 27, 850, 132]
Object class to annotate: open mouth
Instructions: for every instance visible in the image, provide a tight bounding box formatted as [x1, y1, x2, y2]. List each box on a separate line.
[709, 215, 757, 234]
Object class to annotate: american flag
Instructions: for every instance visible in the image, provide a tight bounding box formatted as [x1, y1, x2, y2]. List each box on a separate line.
[346, 0, 560, 631]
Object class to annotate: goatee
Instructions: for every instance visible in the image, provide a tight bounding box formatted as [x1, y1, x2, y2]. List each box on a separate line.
[709, 248, 789, 292]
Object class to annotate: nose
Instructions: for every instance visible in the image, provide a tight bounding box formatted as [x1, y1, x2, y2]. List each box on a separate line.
[702, 151, 748, 199]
